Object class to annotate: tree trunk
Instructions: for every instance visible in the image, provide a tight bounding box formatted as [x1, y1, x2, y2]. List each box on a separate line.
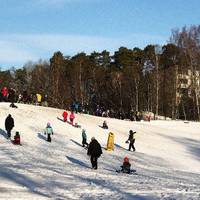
[135, 79, 139, 111]
[155, 55, 159, 117]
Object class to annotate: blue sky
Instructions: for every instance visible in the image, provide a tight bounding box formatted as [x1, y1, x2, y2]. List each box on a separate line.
[0, 0, 199, 69]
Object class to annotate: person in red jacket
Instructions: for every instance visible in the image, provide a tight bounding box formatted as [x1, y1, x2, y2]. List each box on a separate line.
[69, 112, 75, 125]
[62, 110, 68, 122]
[13, 131, 21, 145]
[2, 87, 8, 101]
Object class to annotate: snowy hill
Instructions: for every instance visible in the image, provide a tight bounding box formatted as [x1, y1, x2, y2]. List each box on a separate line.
[0, 103, 200, 200]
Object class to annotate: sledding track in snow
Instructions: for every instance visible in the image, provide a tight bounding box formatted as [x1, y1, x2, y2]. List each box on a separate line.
[0, 103, 200, 199]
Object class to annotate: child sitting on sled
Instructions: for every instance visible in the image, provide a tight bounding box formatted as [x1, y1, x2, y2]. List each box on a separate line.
[102, 120, 108, 129]
[121, 156, 131, 173]
[13, 131, 21, 145]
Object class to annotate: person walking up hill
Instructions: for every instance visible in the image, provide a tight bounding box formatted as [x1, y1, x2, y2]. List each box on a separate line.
[5, 114, 14, 139]
[87, 137, 102, 169]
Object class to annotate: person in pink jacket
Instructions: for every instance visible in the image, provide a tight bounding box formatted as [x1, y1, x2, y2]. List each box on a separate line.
[69, 112, 75, 125]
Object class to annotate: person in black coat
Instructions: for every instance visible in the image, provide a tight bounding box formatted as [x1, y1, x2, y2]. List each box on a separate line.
[127, 130, 136, 151]
[5, 114, 14, 139]
[87, 137, 102, 169]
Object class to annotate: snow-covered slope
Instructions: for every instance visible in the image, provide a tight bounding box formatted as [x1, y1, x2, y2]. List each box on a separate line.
[0, 103, 200, 200]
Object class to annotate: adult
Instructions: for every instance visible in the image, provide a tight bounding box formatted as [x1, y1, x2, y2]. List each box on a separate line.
[5, 114, 14, 139]
[74, 101, 79, 113]
[8, 88, 16, 103]
[127, 130, 136, 151]
[87, 137, 102, 169]
[2, 87, 8, 101]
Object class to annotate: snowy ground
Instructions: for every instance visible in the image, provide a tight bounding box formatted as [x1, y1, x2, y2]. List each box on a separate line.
[0, 103, 200, 200]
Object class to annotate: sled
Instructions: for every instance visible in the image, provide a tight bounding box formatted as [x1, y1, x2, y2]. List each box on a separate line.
[116, 169, 137, 175]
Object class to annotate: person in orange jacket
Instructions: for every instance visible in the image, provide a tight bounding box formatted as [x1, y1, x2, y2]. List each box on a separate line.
[62, 110, 68, 122]
[69, 112, 75, 125]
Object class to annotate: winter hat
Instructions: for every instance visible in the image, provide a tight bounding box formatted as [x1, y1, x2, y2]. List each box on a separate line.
[124, 156, 129, 162]
[47, 122, 51, 127]
[91, 137, 95, 141]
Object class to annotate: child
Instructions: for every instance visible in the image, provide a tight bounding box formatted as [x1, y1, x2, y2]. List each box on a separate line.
[69, 112, 75, 125]
[62, 110, 68, 122]
[82, 129, 88, 147]
[13, 131, 21, 145]
[102, 120, 108, 129]
[44, 122, 54, 142]
[121, 156, 131, 173]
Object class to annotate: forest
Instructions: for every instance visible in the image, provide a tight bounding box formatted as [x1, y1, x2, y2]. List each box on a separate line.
[1, 25, 200, 121]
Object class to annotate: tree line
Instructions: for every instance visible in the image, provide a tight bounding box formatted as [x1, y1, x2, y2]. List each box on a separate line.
[1, 25, 200, 121]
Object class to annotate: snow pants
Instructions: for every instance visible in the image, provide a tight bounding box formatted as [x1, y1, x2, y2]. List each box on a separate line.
[82, 138, 88, 147]
[70, 118, 74, 125]
[129, 139, 135, 151]
[47, 134, 51, 142]
[91, 156, 98, 169]
[6, 129, 11, 138]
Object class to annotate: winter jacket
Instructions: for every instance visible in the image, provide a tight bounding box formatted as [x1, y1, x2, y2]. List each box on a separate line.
[70, 113, 75, 120]
[102, 122, 108, 129]
[36, 94, 42, 103]
[121, 161, 131, 173]
[14, 135, 20, 144]
[2, 87, 8, 97]
[5, 115, 14, 131]
[44, 126, 53, 135]
[128, 132, 136, 143]
[82, 130, 87, 140]
[62, 111, 68, 120]
[87, 139, 102, 158]
[8, 89, 16, 103]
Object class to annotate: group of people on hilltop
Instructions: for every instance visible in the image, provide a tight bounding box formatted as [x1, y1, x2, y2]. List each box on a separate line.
[0, 86, 48, 107]
[0, 87, 17, 107]
[17, 92, 48, 106]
